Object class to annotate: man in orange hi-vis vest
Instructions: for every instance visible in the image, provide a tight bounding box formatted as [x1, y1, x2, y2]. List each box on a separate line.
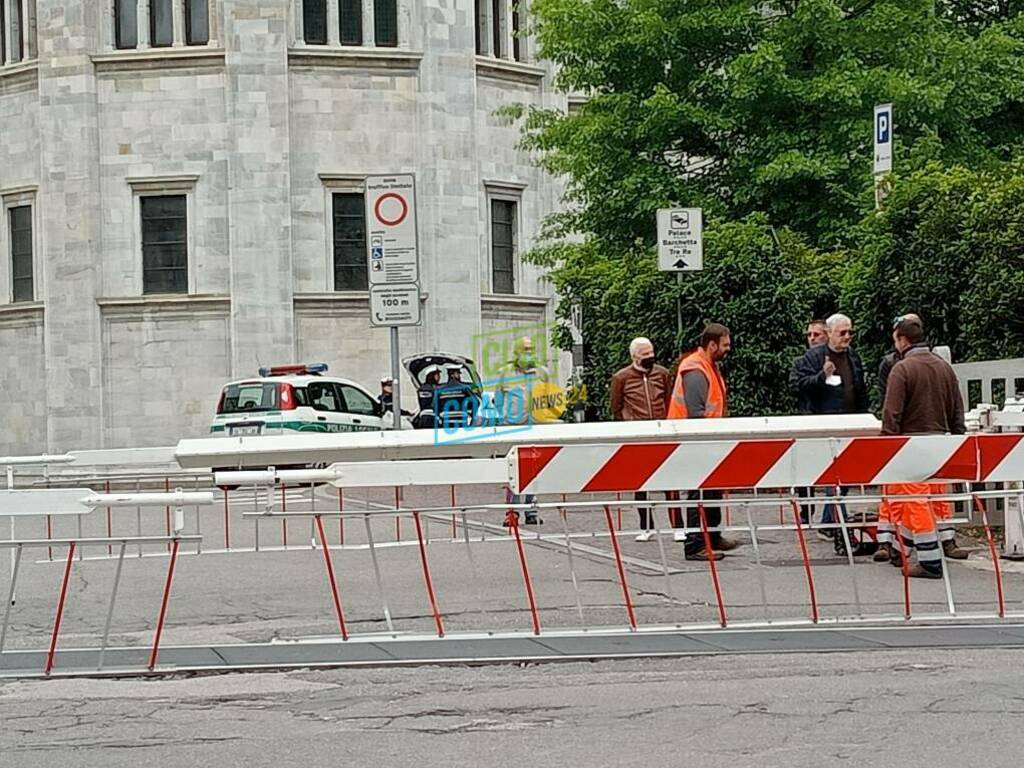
[667, 323, 740, 560]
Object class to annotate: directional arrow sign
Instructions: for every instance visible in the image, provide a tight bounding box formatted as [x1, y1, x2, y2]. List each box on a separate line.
[657, 208, 703, 272]
[0, 489, 95, 517]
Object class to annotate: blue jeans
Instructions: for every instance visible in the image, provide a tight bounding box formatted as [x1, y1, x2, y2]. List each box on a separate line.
[820, 486, 848, 525]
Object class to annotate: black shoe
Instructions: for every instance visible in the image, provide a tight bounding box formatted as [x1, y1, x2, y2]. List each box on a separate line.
[524, 514, 543, 525]
[686, 549, 725, 561]
[908, 563, 943, 579]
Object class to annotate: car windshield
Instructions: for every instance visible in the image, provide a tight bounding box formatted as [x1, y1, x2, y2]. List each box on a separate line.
[219, 383, 279, 414]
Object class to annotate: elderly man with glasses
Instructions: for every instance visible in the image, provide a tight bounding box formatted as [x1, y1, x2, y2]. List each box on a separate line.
[789, 313, 870, 537]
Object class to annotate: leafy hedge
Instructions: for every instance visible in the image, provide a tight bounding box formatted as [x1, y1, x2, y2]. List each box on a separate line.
[842, 159, 1024, 384]
[535, 216, 841, 417]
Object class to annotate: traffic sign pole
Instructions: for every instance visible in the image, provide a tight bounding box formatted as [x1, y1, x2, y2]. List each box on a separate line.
[874, 104, 893, 210]
[365, 175, 422, 427]
[391, 327, 401, 430]
[657, 208, 703, 346]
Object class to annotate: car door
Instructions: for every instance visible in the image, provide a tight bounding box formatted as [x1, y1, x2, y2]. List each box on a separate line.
[305, 380, 352, 433]
[338, 383, 386, 431]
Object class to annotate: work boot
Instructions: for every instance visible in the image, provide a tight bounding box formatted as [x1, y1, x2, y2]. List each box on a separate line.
[942, 539, 969, 560]
[687, 549, 725, 561]
[524, 513, 543, 525]
[907, 563, 943, 580]
[873, 543, 892, 563]
[716, 537, 741, 551]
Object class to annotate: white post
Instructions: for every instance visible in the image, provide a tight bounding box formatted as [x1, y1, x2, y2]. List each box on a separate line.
[362, 0, 374, 47]
[327, 0, 340, 45]
[206, 0, 217, 46]
[137, 0, 150, 48]
[399, 0, 411, 48]
[172, 0, 185, 46]
[6, 465, 14, 606]
[293, 0, 304, 45]
[502, 0, 512, 59]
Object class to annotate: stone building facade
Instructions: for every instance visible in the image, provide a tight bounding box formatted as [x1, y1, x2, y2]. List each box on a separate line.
[0, 0, 567, 454]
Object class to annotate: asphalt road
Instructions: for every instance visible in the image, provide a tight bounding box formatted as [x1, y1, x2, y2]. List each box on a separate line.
[2, 648, 1023, 767]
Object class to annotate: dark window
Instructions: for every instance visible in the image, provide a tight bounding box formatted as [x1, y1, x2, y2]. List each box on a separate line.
[9, 0, 23, 61]
[218, 383, 279, 414]
[9, 205, 33, 303]
[1, 0, 6, 64]
[340, 384, 377, 416]
[114, 0, 138, 49]
[512, 3, 521, 61]
[491, 199, 517, 294]
[185, 0, 209, 45]
[308, 381, 341, 412]
[141, 195, 188, 294]
[150, 0, 173, 47]
[491, 0, 504, 58]
[303, 0, 327, 44]
[374, 0, 397, 47]
[474, 0, 483, 55]
[332, 192, 368, 291]
[340, 0, 362, 46]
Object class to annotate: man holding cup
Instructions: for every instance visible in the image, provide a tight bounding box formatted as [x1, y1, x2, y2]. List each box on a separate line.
[789, 313, 870, 534]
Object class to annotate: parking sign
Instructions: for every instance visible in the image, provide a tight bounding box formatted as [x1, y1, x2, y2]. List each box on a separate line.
[874, 104, 892, 175]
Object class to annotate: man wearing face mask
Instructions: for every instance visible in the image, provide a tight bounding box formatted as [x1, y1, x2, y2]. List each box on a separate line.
[611, 337, 672, 540]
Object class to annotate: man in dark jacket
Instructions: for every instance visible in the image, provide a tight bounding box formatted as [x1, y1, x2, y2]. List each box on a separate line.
[789, 313, 869, 534]
[791, 319, 827, 522]
[877, 312, 922, 407]
[610, 337, 672, 540]
[790, 313, 869, 415]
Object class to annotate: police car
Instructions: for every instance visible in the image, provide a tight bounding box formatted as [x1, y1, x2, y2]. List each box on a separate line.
[210, 363, 410, 437]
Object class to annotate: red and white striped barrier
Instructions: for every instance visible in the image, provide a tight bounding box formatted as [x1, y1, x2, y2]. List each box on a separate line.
[510, 434, 1024, 495]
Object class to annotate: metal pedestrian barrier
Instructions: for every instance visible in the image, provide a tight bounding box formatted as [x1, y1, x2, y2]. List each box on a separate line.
[2, 432, 1024, 677]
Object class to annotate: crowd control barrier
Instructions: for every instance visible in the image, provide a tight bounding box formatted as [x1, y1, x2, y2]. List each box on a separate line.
[2, 433, 1024, 676]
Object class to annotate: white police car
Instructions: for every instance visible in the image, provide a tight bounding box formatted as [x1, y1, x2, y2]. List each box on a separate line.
[210, 363, 409, 437]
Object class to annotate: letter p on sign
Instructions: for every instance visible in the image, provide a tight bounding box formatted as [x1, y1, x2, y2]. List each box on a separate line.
[873, 104, 892, 175]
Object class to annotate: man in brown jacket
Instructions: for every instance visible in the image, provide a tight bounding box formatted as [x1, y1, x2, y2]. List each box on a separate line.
[610, 337, 672, 540]
[879, 318, 968, 577]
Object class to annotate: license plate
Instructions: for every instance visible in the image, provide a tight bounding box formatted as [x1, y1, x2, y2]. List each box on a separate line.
[229, 424, 262, 437]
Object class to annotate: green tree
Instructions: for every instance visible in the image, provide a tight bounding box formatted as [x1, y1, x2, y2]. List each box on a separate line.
[843, 158, 1024, 377]
[510, 0, 1024, 416]
[539, 217, 840, 417]
[521, 0, 1024, 245]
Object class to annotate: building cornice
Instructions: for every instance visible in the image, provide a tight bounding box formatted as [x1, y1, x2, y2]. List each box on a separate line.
[0, 302, 44, 324]
[287, 47, 423, 72]
[0, 61, 39, 94]
[475, 56, 546, 86]
[92, 48, 227, 73]
[97, 294, 231, 317]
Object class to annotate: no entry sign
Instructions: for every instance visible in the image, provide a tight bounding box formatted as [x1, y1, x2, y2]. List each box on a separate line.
[366, 175, 420, 287]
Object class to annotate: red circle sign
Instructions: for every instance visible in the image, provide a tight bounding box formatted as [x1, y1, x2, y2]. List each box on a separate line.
[374, 193, 409, 227]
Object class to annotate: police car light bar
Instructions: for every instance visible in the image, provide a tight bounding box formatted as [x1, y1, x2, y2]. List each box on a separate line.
[258, 363, 329, 377]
